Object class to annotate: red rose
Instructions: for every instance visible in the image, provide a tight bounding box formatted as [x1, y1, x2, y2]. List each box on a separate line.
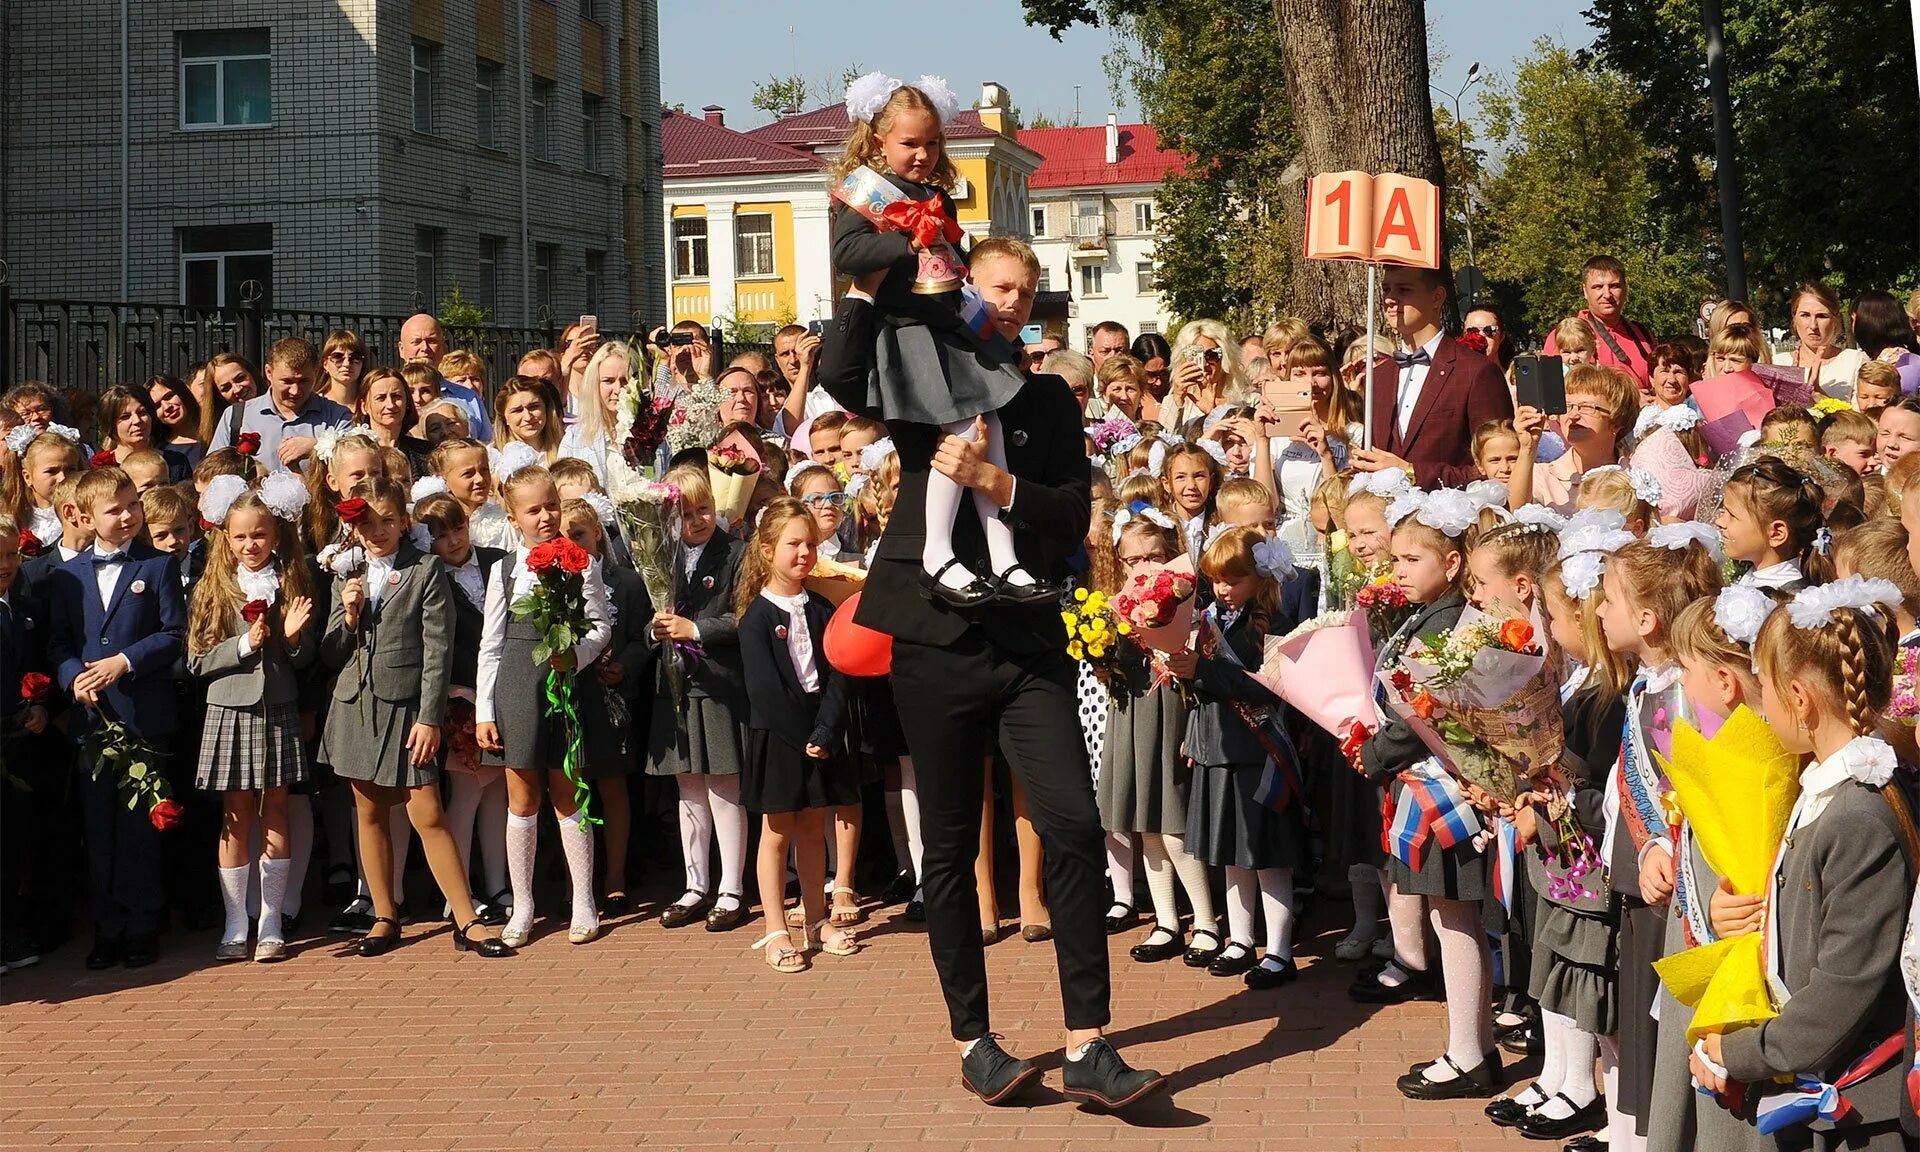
[18, 529, 46, 558]
[20, 672, 52, 704]
[1498, 618, 1535, 652]
[148, 798, 186, 831]
[235, 431, 262, 457]
[1388, 668, 1412, 694]
[1410, 690, 1438, 720]
[240, 599, 270, 623]
[333, 498, 370, 526]
[526, 539, 562, 575]
[1458, 330, 1490, 355]
[89, 450, 117, 469]
[554, 538, 591, 574]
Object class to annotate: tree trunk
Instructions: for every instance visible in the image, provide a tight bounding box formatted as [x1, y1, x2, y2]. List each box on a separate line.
[1271, 0, 1447, 332]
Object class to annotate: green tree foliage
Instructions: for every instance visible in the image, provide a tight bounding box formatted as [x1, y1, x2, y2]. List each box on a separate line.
[752, 75, 814, 117]
[1475, 39, 1712, 338]
[1586, 0, 1919, 306]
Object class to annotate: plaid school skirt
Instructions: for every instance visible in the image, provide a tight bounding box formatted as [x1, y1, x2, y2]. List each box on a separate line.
[196, 700, 306, 792]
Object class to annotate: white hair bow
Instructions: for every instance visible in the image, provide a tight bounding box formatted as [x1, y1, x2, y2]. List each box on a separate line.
[1558, 522, 1634, 563]
[1147, 440, 1168, 475]
[1196, 438, 1229, 468]
[1655, 405, 1701, 433]
[199, 474, 250, 528]
[1201, 521, 1233, 553]
[493, 441, 539, 477]
[1252, 537, 1295, 580]
[845, 473, 869, 500]
[259, 470, 310, 522]
[1629, 467, 1663, 505]
[1562, 552, 1607, 599]
[1785, 575, 1903, 630]
[1646, 521, 1722, 561]
[409, 523, 434, 553]
[1833, 735, 1898, 788]
[1512, 503, 1568, 532]
[312, 426, 343, 465]
[911, 75, 961, 123]
[1713, 585, 1773, 648]
[1392, 487, 1479, 536]
[4, 425, 37, 456]
[859, 437, 896, 473]
[1348, 468, 1412, 500]
[1110, 504, 1175, 544]
[1384, 487, 1425, 527]
[844, 72, 904, 123]
[1463, 479, 1511, 515]
[581, 490, 617, 527]
[411, 476, 449, 502]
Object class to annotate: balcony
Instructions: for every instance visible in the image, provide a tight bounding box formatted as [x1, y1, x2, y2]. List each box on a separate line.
[1067, 212, 1113, 259]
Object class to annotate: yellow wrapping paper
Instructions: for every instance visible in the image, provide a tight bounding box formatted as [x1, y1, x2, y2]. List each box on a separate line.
[1649, 705, 1801, 1045]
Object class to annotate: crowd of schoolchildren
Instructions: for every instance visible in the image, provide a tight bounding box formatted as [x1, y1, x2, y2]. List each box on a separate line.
[10, 267, 1920, 1147]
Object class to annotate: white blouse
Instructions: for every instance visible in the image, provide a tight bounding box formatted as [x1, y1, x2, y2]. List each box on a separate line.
[1772, 347, 1869, 402]
[474, 548, 614, 724]
[759, 588, 820, 692]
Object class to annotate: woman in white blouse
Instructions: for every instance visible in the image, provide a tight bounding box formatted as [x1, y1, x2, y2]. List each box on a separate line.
[556, 339, 640, 485]
[1773, 281, 1868, 401]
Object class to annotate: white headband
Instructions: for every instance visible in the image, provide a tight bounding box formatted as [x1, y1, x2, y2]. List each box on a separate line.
[1512, 503, 1568, 532]
[1386, 486, 1480, 536]
[410, 476, 449, 503]
[1785, 575, 1903, 631]
[859, 437, 896, 474]
[1348, 468, 1412, 501]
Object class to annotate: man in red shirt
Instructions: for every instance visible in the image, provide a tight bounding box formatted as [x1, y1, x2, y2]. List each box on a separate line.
[1543, 254, 1657, 385]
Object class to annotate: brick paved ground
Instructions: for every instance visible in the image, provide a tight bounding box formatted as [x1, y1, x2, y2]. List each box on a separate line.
[2, 884, 1554, 1152]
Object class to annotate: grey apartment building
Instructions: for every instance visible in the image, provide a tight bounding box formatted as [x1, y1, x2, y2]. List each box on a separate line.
[0, 0, 666, 328]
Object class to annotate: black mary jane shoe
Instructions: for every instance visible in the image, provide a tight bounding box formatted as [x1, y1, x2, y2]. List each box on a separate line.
[1561, 1135, 1608, 1152]
[355, 917, 402, 958]
[657, 890, 710, 929]
[1349, 961, 1441, 1004]
[1486, 1090, 1546, 1128]
[1498, 1016, 1541, 1057]
[881, 868, 917, 905]
[455, 918, 513, 958]
[1206, 941, 1258, 977]
[1129, 926, 1185, 963]
[903, 896, 926, 922]
[919, 559, 997, 609]
[1513, 1095, 1605, 1142]
[1181, 928, 1223, 967]
[600, 892, 632, 918]
[1243, 957, 1298, 989]
[992, 569, 1063, 607]
[1103, 902, 1138, 934]
[476, 890, 512, 927]
[1396, 1051, 1503, 1101]
[704, 895, 747, 933]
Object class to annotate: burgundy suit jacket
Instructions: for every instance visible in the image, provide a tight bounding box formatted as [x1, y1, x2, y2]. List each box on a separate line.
[1366, 333, 1515, 489]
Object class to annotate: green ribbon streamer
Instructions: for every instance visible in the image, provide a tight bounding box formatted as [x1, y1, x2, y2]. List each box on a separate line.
[543, 666, 598, 826]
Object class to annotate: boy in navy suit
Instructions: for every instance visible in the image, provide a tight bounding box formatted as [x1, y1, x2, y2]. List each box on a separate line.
[47, 467, 187, 969]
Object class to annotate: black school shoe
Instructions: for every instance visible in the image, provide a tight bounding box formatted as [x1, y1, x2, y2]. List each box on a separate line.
[1513, 1095, 1605, 1141]
[1243, 957, 1298, 989]
[121, 933, 158, 969]
[1348, 961, 1441, 1004]
[1396, 1051, 1503, 1100]
[84, 936, 123, 970]
[1129, 926, 1185, 963]
[960, 1035, 1040, 1105]
[1060, 1038, 1167, 1111]
[1562, 1135, 1607, 1152]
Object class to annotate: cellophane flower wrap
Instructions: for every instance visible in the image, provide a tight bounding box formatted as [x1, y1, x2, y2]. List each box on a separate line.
[1891, 648, 1919, 726]
[1113, 554, 1198, 656]
[511, 536, 599, 823]
[1254, 609, 1377, 762]
[1649, 706, 1800, 1046]
[707, 436, 762, 527]
[667, 380, 724, 454]
[1087, 415, 1137, 457]
[620, 385, 675, 477]
[1063, 587, 1130, 708]
[608, 401, 687, 709]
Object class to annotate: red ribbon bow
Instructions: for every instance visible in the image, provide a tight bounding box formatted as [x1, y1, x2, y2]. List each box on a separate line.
[879, 196, 961, 250]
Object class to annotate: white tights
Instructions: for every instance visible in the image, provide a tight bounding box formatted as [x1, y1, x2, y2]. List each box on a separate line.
[1224, 865, 1296, 962]
[1139, 831, 1216, 935]
[922, 413, 1030, 590]
[674, 773, 748, 909]
[446, 767, 509, 902]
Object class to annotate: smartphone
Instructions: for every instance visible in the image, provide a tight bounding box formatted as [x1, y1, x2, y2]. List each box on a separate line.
[1514, 355, 1567, 415]
[577, 314, 599, 337]
[806, 319, 827, 337]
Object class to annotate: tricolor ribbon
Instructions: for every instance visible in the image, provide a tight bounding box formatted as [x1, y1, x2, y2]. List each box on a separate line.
[1384, 766, 1482, 872]
[1485, 815, 1519, 915]
[1752, 1031, 1904, 1134]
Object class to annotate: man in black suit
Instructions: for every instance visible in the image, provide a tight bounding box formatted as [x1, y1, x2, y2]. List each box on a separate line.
[819, 237, 1165, 1110]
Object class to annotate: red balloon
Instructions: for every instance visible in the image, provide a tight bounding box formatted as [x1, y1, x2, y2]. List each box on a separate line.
[824, 592, 892, 677]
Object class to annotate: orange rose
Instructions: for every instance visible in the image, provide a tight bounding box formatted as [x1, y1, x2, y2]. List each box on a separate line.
[1498, 619, 1534, 651]
[1410, 690, 1438, 720]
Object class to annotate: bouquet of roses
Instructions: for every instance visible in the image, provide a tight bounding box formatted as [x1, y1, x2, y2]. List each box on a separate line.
[1352, 565, 1413, 643]
[92, 715, 184, 830]
[707, 434, 762, 527]
[1892, 647, 1919, 725]
[620, 387, 676, 477]
[1389, 606, 1565, 795]
[1086, 415, 1138, 457]
[1255, 610, 1377, 765]
[1063, 587, 1130, 708]
[511, 536, 599, 824]
[1113, 555, 1199, 656]
[667, 381, 724, 453]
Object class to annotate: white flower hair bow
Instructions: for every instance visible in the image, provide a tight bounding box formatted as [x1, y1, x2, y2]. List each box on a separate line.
[1629, 467, 1663, 505]
[1252, 537, 1295, 580]
[1737, 428, 1762, 450]
[845, 472, 869, 500]
[312, 426, 343, 465]
[199, 474, 251, 528]
[581, 490, 617, 527]
[1646, 521, 1722, 561]
[844, 72, 904, 123]
[1512, 503, 1568, 532]
[1786, 575, 1903, 630]
[411, 476, 449, 503]
[1413, 487, 1480, 536]
[44, 422, 82, 446]
[859, 437, 896, 473]
[259, 470, 310, 522]
[1111, 504, 1176, 544]
[1348, 468, 1412, 501]
[1464, 479, 1511, 515]
[1562, 552, 1607, 599]
[1196, 438, 1229, 467]
[911, 75, 961, 123]
[1147, 439, 1168, 475]
[1384, 487, 1425, 527]
[1833, 735, 1898, 788]
[1201, 521, 1233, 553]
[4, 425, 38, 456]
[1712, 585, 1773, 649]
[1557, 509, 1634, 562]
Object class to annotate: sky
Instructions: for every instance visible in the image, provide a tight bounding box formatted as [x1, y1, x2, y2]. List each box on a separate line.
[659, 0, 1599, 135]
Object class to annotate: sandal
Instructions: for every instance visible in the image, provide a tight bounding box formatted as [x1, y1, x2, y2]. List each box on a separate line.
[805, 918, 860, 957]
[830, 886, 863, 927]
[752, 931, 809, 973]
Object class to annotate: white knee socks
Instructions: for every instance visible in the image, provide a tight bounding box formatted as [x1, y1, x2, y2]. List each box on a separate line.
[218, 864, 250, 944]
[557, 809, 597, 933]
[1257, 866, 1296, 964]
[283, 795, 312, 918]
[1534, 1009, 1569, 1108]
[1105, 830, 1133, 907]
[922, 421, 973, 591]
[1140, 833, 1180, 931]
[707, 774, 748, 911]
[1162, 832, 1215, 935]
[1532, 1010, 1598, 1118]
[506, 811, 539, 936]
[674, 774, 715, 897]
[257, 856, 290, 943]
[1386, 880, 1429, 974]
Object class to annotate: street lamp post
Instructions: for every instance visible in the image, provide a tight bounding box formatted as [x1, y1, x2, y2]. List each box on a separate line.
[1431, 62, 1483, 278]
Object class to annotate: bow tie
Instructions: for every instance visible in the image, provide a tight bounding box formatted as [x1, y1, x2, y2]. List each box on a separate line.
[1393, 349, 1431, 368]
[95, 550, 129, 564]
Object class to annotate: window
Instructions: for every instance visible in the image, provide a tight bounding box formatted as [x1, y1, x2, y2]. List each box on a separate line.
[410, 42, 436, 132]
[1133, 201, 1156, 233]
[734, 213, 774, 277]
[477, 236, 502, 314]
[581, 95, 600, 171]
[1030, 205, 1048, 237]
[1080, 263, 1104, 298]
[1037, 267, 1051, 293]
[1073, 196, 1103, 239]
[179, 223, 273, 308]
[1136, 261, 1155, 294]
[414, 228, 440, 310]
[1139, 321, 1158, 335]
[673, 217, 709, 279]
[534, 244, 555, 311]
[179, 30, 271, 128]
[530, 81, 553, 160]
[475, 62, 499, 147]
[582, 0, 602, 17]
[584, 251, 604, 314]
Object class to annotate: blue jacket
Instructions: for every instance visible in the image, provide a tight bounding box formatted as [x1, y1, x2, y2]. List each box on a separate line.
[47, 543, 187, 740]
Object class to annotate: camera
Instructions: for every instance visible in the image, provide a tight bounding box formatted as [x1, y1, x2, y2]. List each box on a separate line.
[651, 328, 696, 348]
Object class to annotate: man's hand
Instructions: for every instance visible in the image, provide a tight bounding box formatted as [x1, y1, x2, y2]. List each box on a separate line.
[1352, 446, 1413, 475]
[278, 435, 317, 467]
[932, 417, 1013, 507]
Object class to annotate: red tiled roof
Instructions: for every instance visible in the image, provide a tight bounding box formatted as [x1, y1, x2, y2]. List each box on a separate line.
[1018, 123, 1185, 189]
[661, 108, 825, 180]
[747, 104, 1001, 153]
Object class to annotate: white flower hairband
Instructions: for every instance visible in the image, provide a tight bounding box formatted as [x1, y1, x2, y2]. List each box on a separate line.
[1252, 537, 1295, 580]
[1512, 503, 1568, 532]
[580, 490, 617, 528]
[312, 426, 343, 465]
[1629, 467, 1663, 505]
[1712, 585, 1773, 649]
[1196, 438, 1230, 468]
[859, 437, 896, 473]
[1785, 575, 1903, 631]
[201, 471, 309, 527]
[6, 422, 81, 457]
[1111, 505, 1176, 543]
[1348, 468, 1412, 501]
[1109, 432, 1143, 458]
[1386, 486, 1480, 536]
[1646, 521, 1723, 561]
[1463, 479, 1511, 516]
[411, 476, 449, 502]
[491, 441, 539, 478]
[409, 523, 434, 553]
[1561, 552, 1607, 599]
[844, 72, 959, 124]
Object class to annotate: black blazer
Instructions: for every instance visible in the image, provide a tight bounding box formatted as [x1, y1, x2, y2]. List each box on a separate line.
[443, 546, 508, 691]
[819, 295, 1091, 655]
[600, 563, 655, 712]
[739, 593, 848, 751]
[830, 172, 968, 332]
[1359, 590, 1467, 784]
[676, 530, 745, 699]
